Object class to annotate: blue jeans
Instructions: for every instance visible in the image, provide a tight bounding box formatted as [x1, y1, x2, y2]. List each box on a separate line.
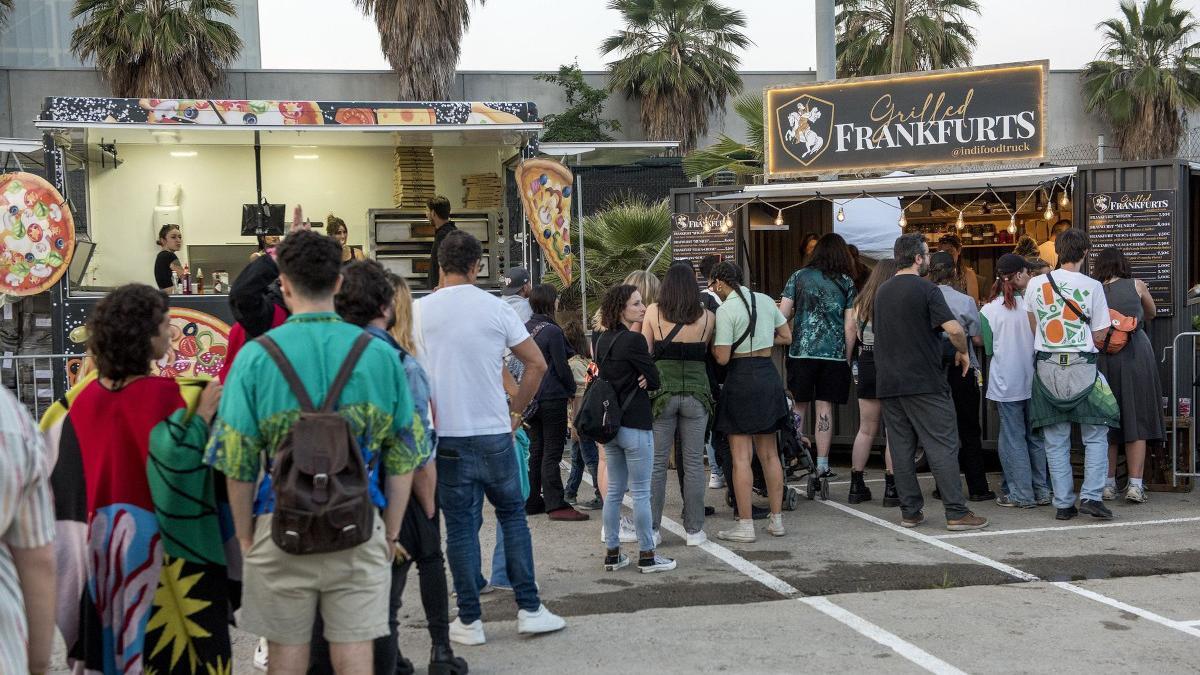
[707, 442, 722, 478]
[1041, 421, 1109, 508]
[996, 400, 1050, 505]
[489, 523, 509, 588]
[602, 427, 655, 552]
[565, 438, 600, 499]
[437, 433, 540, 623]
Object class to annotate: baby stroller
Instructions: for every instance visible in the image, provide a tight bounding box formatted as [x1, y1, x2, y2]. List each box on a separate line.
[721, 393, 813, 511]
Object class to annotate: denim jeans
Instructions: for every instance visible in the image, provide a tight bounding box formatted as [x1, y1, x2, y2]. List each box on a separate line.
[437, 433, 540, 623]
[996, 400, 1050, 506]
[1041, 421, 1109, 508]
[651, 395, 709, 534]
[602, 426, 655, 552]
[565, 438, 600, 499]
[489, 523, 509, 588]
[707, 442, 722, 478]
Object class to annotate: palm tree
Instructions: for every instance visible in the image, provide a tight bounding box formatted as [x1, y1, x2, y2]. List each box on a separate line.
[1082, 0, 1200, 160]
[0, 0, 13, 29]
[836, 0, 980, 77]
[681, 93, 763, 181]
[602, 0, 751, 154]
[354, 0, 483, 100]
[71, 0, 242, 98]
[544, 197, 673, 314]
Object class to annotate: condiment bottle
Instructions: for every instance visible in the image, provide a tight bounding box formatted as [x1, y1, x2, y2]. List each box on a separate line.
[195, 267, 204, 295]
[182, 265, 192, 295]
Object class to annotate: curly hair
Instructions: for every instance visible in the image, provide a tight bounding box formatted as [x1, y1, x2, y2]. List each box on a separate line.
[276, 229, 342, 297]
[438, 230, 482, 276]
[88, 284, 170, 381]
[599, 284, 638, 333]
[335, 259, 395, 327]
[806, 232, 855, 280]
[326, 214, 348, 238]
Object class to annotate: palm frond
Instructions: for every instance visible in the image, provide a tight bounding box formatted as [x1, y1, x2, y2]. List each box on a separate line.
[835, 0, 979, 77]
[354, 0, 483, 99]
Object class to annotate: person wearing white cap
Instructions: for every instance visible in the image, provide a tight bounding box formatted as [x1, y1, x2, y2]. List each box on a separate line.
[501, 267, 533, 323]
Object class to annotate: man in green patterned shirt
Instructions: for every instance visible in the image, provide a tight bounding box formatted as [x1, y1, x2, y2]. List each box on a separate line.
[205, 230, 424, 672]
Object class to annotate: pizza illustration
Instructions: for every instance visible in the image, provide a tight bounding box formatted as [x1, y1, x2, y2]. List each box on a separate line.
[516, 159, 574, 284]
[138, 99, 325, 126]
[156, 308, 231, 379]
[0, 172, 75, 296]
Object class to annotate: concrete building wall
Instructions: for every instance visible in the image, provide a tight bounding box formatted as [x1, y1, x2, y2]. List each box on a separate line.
[2, 67, 1112, 161]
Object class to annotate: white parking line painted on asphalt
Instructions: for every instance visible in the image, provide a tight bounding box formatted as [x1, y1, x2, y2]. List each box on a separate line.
[1052, 582, 1200, 638]
[800, 597, 968, 675]
[1181, 620, 1200, 627]
[933, 516, 1200, 539]
[818, 499, 1040, 582]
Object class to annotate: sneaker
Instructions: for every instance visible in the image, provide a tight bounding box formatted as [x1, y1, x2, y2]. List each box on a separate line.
[686, 530, 708, 546]
[604, 551, 630, 571]
[638, 553, 677, 573]
[576, 496, 603, 511]
[996, 494, 1036, 509]
[1079, 499, 1114, 520]
[1102, 485, 1117, 501]
[900, 512, 925, 528]
[547, 506, 589, 521]
[946, 512, 989, 531]
[428, 645, 468, 675]
[565, 492, 578, 505]
[490, 582, 513, 592]
[1035, 493, 1053, 506]
[449, 617, 486, 646]
[517, 604, 566, 635]
[818, 467, 839, 480]
[708, 472, 726, 489]
[1056, 505, 1078, 520]
[968, 490, 997, 502]
[1125, 484, 1148, 503]
[619, 516, 638, 543]
[717, 519, 756, 543]
[253, 638, 268, 671]
[767, 513, 785, 537]
[653, 529, 663, 548]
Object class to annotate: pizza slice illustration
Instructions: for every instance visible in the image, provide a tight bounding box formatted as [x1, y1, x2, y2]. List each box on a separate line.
[515, 159, 574, 285]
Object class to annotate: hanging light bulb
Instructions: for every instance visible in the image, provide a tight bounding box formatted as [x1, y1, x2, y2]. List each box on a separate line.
[898, 211, 907, 229]
[1059, 188, 1070, 209]
[1043, 202, 1054, 221]
[955, 210, 965, 230]
[836, 206, 845, 222]
[1008, 213, 1017, 235]
[721, 213, 733, 233]
[774, 208, 784, 227]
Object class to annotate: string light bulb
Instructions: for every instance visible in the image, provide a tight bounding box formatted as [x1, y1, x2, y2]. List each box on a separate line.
[1008, 213, 1017, 235]
[955, 210, 965, 230]
[774, 208, 784, 227]
[1043, 202, 1054, 221]
[721, 214, 733, 233]
[898, 211, 907, 229]
[836, 206, 845, 222]
[1059, 188, 1070, 208]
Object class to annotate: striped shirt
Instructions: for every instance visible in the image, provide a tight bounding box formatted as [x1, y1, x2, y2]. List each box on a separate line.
[0, 387, 55, 674]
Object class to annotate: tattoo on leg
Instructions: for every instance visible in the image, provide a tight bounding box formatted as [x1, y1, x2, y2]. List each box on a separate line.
[817, 414, 831, 433]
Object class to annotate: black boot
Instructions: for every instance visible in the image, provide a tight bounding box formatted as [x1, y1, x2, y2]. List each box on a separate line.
[395, 654, 415, 675]
[847, 470, 872, 504]
[429, 644, 469, 675]
[882, 473, 900, 507]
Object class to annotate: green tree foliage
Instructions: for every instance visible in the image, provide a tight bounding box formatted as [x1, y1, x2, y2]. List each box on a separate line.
[353, 0, 482, 100]
[682, 93, 763, 181]
[536, 63, 622, 142]
[836, 0, 979, 77]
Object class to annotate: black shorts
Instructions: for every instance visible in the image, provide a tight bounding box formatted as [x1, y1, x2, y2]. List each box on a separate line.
[856, 350, 877, 400]
[787, 357, 852, 405]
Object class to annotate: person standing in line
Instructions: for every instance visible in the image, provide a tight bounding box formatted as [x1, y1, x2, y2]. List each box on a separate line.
[153, 224, 184, 291]
[778, 233, 858, 496]
[418, 230, 566, 645]
[937, 234, 982, 302]
[929, 251, 995, 502]
[426, 195, 457, 290]
[564, 319, 603, 510]
[1038, 220, 1072, 269]
[980, 254, 1051, 509]
[847, 258, 899, 506]
[710, 262, 792, 543]
[0, 388, 56, 675]
[698, 254, 730, 493]
[524, 284, 587, 521]
[1026, 227, 1119, 520]
[874, 234, 989, 532]
[501, 267, 534, 323]
[643, 262, 716, 547]
[1092, 247, 1163, 504]
[594, 284, 675, 573]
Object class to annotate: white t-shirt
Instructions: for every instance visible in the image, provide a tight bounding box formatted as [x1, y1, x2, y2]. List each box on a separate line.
[1026, 269, 1109, 353]
[980, 295, 1035, 402]
[418, 284, 530, 436]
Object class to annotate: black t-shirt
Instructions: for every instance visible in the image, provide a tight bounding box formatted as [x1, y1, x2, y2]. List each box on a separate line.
[154, 250, 180, 290]
[427, 221, 457, 289]
[873, 274, 956, 398]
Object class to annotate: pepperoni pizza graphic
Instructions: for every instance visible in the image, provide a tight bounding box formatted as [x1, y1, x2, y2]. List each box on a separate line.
[156, 308, 231, 379]
[0, 172, 75, 296]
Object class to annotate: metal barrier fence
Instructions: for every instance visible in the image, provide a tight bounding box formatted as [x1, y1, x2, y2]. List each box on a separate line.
[1167, 333, 1200, 486]
[1, 353, 79, 420]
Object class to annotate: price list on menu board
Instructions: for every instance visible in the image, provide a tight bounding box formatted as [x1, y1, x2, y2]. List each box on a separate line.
[671, 212, 737, 283]
[1085, 190, 1174, 317]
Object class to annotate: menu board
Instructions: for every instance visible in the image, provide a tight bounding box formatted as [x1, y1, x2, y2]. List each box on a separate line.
[672, 212, 736, 283]
[1085, 190, 1174, 317]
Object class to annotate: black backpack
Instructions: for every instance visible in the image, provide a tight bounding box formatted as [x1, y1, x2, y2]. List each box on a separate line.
[575, 332, 633, 444]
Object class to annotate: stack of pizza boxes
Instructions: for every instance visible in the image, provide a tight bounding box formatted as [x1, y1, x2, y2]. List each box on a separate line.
[393, 146, 436, 209]
[461, 173, 502, 209]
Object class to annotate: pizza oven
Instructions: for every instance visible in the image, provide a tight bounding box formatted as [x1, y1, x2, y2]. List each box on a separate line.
[369, 209, 506, 292]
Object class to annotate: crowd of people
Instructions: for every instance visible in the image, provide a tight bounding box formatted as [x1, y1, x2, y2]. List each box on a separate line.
[0, 193, 1166, 673]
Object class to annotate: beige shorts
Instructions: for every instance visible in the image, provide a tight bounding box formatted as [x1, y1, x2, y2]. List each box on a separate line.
[240, 513, 393, 644]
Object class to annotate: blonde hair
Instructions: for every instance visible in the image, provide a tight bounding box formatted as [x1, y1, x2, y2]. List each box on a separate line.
[623, 270, 660, 306]
[388, 273, 418, 355]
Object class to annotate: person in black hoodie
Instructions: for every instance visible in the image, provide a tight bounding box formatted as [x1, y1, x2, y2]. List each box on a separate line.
[524, 284, 587, 522]
[426, 196, 456, 290]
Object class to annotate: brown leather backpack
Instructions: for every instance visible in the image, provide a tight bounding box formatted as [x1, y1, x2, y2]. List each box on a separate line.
[257, 332, 375, 555]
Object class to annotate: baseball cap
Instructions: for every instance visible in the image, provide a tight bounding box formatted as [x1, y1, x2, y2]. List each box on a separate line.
[501, 267, 530, 295]
[996, 253, 1030, 276]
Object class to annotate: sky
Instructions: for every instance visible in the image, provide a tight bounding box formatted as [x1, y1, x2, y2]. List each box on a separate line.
[258, 0, 1200, 72]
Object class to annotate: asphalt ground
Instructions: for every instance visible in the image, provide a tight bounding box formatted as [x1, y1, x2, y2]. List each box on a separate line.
[51, 461, 1200, 673]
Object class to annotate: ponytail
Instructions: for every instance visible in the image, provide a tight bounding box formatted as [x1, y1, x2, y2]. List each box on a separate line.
[988, 273, 1020, 310]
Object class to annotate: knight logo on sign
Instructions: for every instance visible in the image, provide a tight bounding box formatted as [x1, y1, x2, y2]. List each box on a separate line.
[1092, 194, 1111, 214]
[775, 94, 835, 167]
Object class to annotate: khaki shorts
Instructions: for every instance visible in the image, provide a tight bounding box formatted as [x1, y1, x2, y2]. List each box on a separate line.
[240, 513, 393, 644]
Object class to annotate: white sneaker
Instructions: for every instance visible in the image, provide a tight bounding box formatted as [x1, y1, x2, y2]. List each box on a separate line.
[638, 553, 677, 573]
[652, 529, 663, 548]
[1102, 485, 1117, 501]
[686, 530, 708, 547]
[1125, 484, 1148, 503]
[717, 519, 756, 543]
[449, 617, 486, 646]
[619, 516, 638, 543]
[252, 637, 268, 671]
[517, 604, 566, 635]
[767, 513, 785, 537]
[708, 472, 726, 489]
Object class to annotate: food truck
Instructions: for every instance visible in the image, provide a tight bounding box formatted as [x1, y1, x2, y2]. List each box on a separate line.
[21, 96, 540, 399]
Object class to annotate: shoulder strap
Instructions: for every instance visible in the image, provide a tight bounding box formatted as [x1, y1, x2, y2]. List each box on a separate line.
[1047, 272, 1090, 325]
[597, 331, 620, 366]
[257, 336, 316, 412]
[730, 290, 758, 352]
[319, 332, 374, 413]
[653, 321, 686, 359]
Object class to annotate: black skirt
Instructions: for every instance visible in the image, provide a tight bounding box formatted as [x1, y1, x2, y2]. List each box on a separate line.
[716, 356, 789, 435]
